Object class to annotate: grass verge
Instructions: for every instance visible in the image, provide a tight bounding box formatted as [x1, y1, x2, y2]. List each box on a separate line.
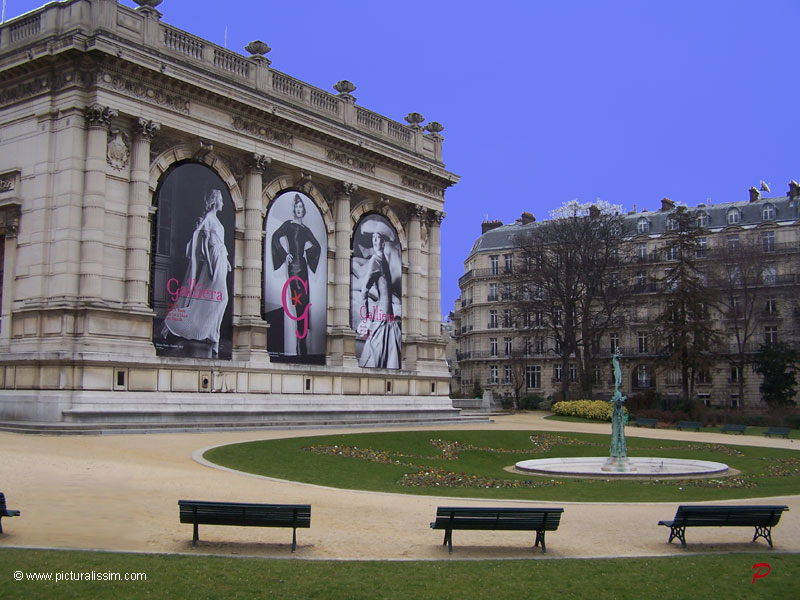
[1, 548, 798, 600]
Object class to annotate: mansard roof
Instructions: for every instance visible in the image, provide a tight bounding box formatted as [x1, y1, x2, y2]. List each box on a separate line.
[468, 193, 799, 257]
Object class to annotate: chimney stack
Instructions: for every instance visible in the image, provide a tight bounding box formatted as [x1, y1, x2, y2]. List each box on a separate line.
[660, 197, 675, 212]
[520, 211, 535, 225]
[481, 219, 503, 234]
[749, 186, 761, 203]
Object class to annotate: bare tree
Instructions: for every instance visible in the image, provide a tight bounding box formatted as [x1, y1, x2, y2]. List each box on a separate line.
[652, 207, 719, 404]
[710, 235, 773, 408]
[511, 201, 627, 399]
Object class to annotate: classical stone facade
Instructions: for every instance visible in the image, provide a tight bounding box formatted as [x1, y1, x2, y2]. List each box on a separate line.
[0, 0, 460, 428]
[452, 192, 800, 410]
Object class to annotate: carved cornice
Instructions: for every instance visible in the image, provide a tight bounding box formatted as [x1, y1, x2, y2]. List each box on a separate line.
[134, 118, 161, 140]
[326, 148, 375, 175]
[401, 175, 445, 199]
[231, 115, 293, 147]
[85, 104, 118, 129]
[97, 69, 189, 114]
[0, 74, 53, 108]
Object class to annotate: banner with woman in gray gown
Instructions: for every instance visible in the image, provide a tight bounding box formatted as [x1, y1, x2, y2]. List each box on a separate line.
[351, 214, 402, 368]
[152, 162, 235, 359]
[263, 191, 327, 364]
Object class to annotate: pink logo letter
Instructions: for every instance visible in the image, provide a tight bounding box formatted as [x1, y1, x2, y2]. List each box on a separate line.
[751, 563, 770, 584]
[281, 276, 311, 339]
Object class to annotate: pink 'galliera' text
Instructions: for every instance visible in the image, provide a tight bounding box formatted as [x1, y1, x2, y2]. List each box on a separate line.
[167, 278, 224, 302]
[360, 305, 396, 323]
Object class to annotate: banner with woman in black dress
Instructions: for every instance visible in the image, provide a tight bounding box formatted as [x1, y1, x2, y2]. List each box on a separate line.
[351, 214, 402, 369]
[263, 191, 327, 363]
[152, 163, 235, 359]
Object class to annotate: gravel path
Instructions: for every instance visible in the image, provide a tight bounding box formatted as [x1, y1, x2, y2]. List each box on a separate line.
[0, 413, 797, 559]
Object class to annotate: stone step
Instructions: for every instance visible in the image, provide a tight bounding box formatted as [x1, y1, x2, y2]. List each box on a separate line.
[0, 414, 491, 435]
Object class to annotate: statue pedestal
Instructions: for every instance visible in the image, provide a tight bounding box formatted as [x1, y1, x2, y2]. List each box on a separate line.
[601, 457, 637, 472]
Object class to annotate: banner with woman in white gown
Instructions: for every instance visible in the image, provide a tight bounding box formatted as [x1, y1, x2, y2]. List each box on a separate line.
[152, 163, 235, 359]
[351, 214, 402, 369]
[263, 191, 327, 364]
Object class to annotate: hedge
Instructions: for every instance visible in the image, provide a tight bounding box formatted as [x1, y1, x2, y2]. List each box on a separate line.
[551, 399, 627, 422]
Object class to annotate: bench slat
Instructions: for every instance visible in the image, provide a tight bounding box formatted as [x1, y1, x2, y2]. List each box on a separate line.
[178, 500, 311, 551]
[658, 505, 788, 548]
[431, 507, 564, 553]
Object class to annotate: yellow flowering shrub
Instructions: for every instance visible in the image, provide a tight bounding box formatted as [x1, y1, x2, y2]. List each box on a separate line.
[551, 399, 627, 422]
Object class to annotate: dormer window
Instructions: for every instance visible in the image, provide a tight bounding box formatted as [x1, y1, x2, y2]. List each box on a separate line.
[762, 203, 776, 221]
[637, 218, 650, 234]
[696, 211, 709, 228]
[726, 208, 741, 225]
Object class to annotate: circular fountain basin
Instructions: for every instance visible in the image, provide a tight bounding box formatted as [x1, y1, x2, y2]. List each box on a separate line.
[515, 457, 730, 478]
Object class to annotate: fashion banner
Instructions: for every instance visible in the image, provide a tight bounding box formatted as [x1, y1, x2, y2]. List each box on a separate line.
[152, 163, 235, 359]
[351, 214, 402, 368]
[263, 191, 327, 364]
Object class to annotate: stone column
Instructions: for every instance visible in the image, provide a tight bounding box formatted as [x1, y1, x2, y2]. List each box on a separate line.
[243, 154, 270, 319]
[235, 154, 270, 362]
[0, 207, 20, 346]
[328, 182, 357, 366]
[407, 204, 425, 341]
[80, 104, 117, 302]
[427, 210, 444, 338]
[334, 182, 356, 329]
[125, 117, 160, 308]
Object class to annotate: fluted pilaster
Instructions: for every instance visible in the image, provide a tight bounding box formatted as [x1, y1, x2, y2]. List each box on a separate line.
[243, 154, 270, 318]
[125, 117, 160, 307]
[407, 204, 425, 339]
[427, 210, 444, 338]
[334, 182, 356, 330]
[80, 104, 117, 302]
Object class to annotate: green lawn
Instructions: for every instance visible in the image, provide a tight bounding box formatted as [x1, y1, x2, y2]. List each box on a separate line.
[1, 549, 797, 600]
[203, 430, 800, 502]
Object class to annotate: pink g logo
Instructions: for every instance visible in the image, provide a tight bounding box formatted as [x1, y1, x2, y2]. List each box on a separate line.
[281, 276, 311, 339]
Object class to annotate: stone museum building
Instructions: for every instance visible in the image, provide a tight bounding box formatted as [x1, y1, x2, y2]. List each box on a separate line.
[451, 191, 800, 410]
[0, 0, 460, 428]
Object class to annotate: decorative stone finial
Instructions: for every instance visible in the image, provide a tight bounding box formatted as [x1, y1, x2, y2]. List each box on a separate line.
[333, 80, 357, 95]
[133, 0, 163, 7]
[245, 40, 271, 56]
[404, 112, 425, 126]
[425, 121, 444, 134]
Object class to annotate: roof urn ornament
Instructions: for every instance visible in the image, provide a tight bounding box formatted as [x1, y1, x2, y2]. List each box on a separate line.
[133, 0, 163, 7]
[425, 121, 444, 134]
[245, 40, 271, 56]
[333, 80, 357, 100]
[404, 112, 425, 126]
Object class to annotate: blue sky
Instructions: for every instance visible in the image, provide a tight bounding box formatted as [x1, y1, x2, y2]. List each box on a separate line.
[6, 1, 800, 317]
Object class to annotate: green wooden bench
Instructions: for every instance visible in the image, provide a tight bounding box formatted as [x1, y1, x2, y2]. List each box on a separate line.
[764, 427, 790, 439]
[677, 420, 702, 431]
[430, 506, 564, 553]
[178, 500, 310, 551]
[633, 417, 658, 428]
[721, 424, 747, 434]
[0, 492, 21, 534]
[658, 505, 789, 548]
